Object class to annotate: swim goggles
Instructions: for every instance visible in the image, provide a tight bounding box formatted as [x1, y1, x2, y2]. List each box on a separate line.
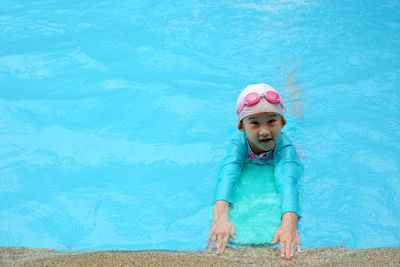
[237, 90, 285, 114]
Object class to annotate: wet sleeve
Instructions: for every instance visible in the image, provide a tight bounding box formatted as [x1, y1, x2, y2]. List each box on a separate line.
[213, 136, 245, 204]
[274, 145, 303, 217]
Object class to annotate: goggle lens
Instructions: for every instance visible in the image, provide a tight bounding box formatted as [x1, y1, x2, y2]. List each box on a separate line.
[265, 91, 281, 104]
[244, 92, 260, 105]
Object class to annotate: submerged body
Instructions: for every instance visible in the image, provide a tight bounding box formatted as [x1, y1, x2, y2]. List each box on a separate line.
[228, 163, 281, 245]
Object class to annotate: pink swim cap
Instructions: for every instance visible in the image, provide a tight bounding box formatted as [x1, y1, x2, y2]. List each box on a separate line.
[236, 83, 284, 122]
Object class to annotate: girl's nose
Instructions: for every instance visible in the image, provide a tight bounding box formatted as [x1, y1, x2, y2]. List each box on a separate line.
[259, 128, 270, 136]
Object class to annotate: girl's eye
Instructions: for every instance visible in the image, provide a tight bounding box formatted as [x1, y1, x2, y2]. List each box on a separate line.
[250, 121, 259, 125]
[269, 119, 276, 123]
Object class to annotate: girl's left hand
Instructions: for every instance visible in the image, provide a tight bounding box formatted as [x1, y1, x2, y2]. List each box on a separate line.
[271, 212, 301, 259]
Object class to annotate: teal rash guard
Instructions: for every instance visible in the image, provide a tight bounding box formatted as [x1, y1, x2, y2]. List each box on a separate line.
[214, 131, 303, 217]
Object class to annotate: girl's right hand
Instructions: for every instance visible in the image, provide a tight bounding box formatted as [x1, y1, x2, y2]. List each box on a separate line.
[207, 217, 236, 254]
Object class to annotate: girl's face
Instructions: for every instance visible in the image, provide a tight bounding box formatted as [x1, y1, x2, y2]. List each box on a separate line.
[239, 112, 284, 154]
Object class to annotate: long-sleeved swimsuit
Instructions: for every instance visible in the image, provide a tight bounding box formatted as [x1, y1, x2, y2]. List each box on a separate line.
[214, 131, 303, 216]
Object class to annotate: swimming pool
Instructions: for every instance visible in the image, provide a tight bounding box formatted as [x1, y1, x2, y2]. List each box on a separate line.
[1, 0, 399, 251]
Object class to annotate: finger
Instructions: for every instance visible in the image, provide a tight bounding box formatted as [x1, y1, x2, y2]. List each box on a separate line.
[208, 233, 216, 252]
[279, 241, 285, 257]
[208, 235, 216, 251]
[296, 240, 302, 252]
[271, 231, 279, 244]
[230, 225, 236, 239]
[207, 226, 215, 243]
[289, 241, 295, 258]
[207, 230, 213, 243]
[220, 236, 229, 254]
[296, 234, 302, 252]
[285, 241, 291, 259]
[217, 234, 224, 254]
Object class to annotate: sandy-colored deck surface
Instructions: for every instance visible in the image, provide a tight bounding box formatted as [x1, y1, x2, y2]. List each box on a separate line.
[1, 246, 399, 267]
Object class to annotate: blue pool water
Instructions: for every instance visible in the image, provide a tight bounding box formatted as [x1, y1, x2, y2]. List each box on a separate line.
[1, 1, 399, 251]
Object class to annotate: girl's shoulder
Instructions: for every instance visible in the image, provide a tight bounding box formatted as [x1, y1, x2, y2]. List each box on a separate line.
[277, 132, 294, 148]
[274, 132, 301, 162]
[227, 131, 249, 160]
[229, 130, 246, 144]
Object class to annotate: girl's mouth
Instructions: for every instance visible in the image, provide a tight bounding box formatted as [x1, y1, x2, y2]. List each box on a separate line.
[259, 138, 273, 143]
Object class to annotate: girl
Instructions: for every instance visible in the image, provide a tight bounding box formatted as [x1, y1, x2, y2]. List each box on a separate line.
[208, 83, 303, 259]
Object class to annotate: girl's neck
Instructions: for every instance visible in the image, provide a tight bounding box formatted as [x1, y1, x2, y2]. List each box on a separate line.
[248, 140, 273, 155]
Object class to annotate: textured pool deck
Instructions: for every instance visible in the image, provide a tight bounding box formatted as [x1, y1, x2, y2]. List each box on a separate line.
[1, 247, 399, 267]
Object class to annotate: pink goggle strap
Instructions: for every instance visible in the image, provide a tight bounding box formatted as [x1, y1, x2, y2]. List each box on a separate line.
[237, 91, 286, 114]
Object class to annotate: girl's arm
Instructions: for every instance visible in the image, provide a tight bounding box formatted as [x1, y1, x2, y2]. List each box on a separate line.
[274, 145, 303, 217]
[273, 141, 303, 259]
[213, 133, 245, 203]
[209, 133, 245, 254]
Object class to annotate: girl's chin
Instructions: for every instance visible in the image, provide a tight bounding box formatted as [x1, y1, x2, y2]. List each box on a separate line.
[257, 143, 274, 151]
[249, 140, 274, 153]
